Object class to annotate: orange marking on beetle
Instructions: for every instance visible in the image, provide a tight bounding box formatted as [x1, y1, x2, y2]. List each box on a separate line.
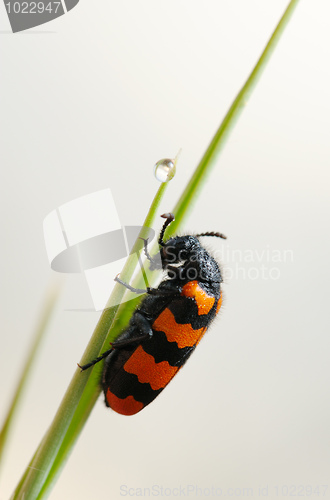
[152, 308, 206, 348]
[106, 390, 144, 416]
[124, 346, 178, 391]
[181, 281, 215, 315]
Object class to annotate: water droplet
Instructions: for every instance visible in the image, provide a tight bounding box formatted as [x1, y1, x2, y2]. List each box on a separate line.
[153, 158, 176, 183]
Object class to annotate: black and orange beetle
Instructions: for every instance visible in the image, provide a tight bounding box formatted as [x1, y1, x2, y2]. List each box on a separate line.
[79, 213, 226, 415]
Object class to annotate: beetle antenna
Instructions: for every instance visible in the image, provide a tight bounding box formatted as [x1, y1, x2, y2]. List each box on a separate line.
[196, 231, 227, 240]
[159, 213, 175, 246]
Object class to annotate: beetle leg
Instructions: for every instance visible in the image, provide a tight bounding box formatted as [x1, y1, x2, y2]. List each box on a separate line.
[139, 237, 162, 270]
[78, 348, 113, 371]
[78, 312, 153, 372]
[114, 274, 155, 294]
[139, 237, 152, 262]
[111, 313, 153, 347]
[114, 275, 175, 296]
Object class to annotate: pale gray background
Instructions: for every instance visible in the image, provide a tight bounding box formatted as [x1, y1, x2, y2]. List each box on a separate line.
[1, 1, 330, 499]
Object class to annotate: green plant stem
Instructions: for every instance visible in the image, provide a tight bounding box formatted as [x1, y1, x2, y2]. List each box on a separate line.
[168, 0, 300, 236]
[10, 1, 301, 498]
[0, 282, 61, 471]
[11, 182, 169, 500]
